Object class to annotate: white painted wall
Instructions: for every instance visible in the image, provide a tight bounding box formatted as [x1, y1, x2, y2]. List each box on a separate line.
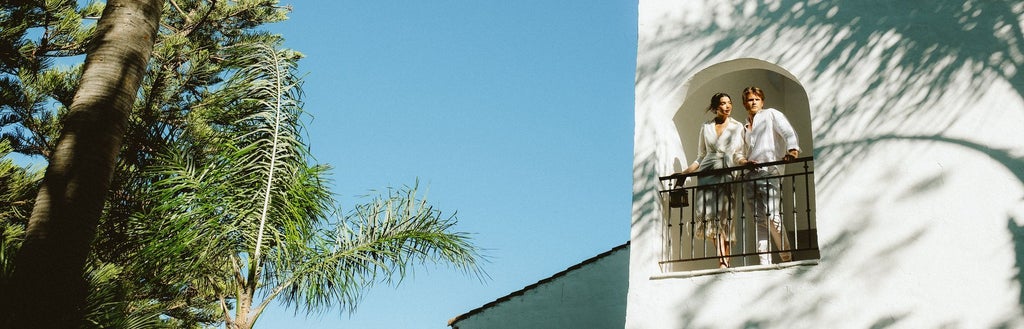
[451, 245, 628, 329]
[631, 1, 1024, 328]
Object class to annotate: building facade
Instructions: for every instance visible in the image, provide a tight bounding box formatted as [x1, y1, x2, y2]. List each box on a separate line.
[630, 0, 1024, 328]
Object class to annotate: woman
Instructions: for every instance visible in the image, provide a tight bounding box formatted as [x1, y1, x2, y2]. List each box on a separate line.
[680, 92, 747, 268]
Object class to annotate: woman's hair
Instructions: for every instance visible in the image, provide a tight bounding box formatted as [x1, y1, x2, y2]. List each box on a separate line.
[706, 92, 731, 113]
[741, 86, 766, 103]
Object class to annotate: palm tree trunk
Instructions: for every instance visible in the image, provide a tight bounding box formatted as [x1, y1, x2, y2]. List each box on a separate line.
[3, 0, 161, 327]
[232, 289, 255, 329]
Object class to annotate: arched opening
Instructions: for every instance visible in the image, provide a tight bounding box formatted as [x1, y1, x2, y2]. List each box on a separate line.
[661, 58, 818, 272]
[674, 59, 813, 164]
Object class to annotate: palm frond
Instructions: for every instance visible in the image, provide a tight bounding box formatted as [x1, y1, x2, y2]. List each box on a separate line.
[266, 183, 486, 316]
[135, 38, 329, 325]
[215, 41, 310, 270]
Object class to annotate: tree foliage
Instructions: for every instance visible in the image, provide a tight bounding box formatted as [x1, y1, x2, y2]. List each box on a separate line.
[0, 140, 40, 282]
[138, 42, 484, 329]
[0, 1, 485, 328]
[4, 0, 162, 326]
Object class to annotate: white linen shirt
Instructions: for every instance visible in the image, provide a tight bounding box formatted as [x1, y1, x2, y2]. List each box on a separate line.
[744, 108, 800, 164]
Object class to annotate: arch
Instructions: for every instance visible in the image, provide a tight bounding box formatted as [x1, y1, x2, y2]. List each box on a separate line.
[663, 58, 819, 270]
[673, 58, 813, 168]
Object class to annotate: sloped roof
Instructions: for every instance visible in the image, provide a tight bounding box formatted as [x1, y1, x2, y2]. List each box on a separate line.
[447, 241, 630, 327]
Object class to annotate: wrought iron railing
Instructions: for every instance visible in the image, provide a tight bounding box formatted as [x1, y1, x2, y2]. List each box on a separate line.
[658, 157, 818, 271]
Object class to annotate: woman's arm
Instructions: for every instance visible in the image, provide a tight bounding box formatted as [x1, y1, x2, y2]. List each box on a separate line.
[682, 124, 708, 173]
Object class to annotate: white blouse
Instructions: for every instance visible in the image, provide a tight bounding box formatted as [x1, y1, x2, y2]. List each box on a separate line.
[691, 117, 746, 170]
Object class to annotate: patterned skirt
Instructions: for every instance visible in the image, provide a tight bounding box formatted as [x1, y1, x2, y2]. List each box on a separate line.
[692, 172, 735, 241]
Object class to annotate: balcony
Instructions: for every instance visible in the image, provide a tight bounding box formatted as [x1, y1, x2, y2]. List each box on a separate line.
[658, 157, 818, 272]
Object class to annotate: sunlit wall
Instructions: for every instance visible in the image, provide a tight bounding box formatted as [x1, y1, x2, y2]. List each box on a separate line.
[630, 1, 1024, 328]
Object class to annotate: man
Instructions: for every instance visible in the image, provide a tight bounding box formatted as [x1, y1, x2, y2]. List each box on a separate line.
[740, 86, 799, 265]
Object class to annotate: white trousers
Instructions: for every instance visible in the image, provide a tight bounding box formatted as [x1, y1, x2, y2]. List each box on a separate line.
[744, 167, 792, 264]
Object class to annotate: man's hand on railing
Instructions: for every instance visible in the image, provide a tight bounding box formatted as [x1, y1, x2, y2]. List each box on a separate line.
[783, 149, 799, 162]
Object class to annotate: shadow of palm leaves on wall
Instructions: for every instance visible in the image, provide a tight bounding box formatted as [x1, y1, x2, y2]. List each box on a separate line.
[820, 133, 1024, 316]
[637, 0, 1024, 325]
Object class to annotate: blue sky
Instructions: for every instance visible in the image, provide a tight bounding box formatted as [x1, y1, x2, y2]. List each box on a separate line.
[256, 1, 637, 328]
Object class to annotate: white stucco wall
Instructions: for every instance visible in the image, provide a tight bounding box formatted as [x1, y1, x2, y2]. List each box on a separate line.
[451, 244, 628, 329]
[631, 1, 1024, 328]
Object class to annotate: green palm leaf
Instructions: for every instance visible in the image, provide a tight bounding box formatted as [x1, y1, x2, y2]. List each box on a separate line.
[261, 183, 485, 316]
[138, 40, 484, 328]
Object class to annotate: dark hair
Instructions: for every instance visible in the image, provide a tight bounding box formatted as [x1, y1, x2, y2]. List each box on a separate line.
[742, 86, 766, 103]
[706, 92, 731, 113]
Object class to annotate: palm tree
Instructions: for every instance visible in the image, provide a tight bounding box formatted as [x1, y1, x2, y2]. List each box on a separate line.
[137, 42, 484, 329]
[3, 0, 162, 327]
